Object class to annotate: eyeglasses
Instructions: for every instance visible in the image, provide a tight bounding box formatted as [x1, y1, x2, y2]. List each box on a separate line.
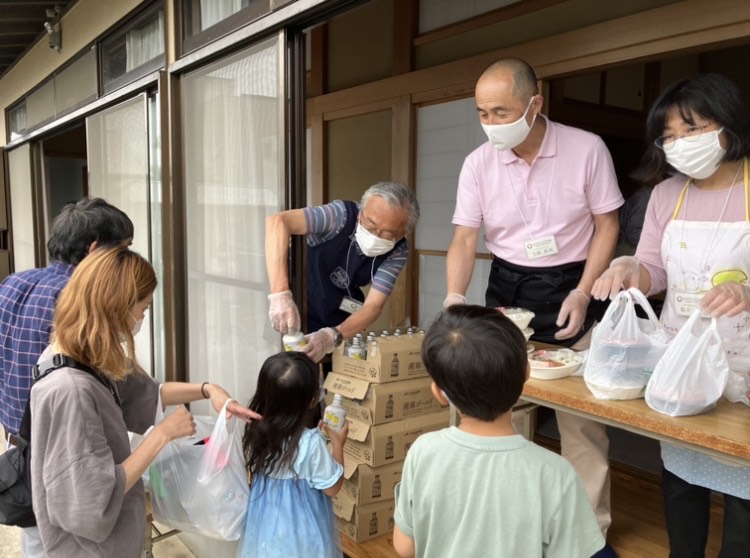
[359, 215, 402, 241]
[654, 124, 718, 149]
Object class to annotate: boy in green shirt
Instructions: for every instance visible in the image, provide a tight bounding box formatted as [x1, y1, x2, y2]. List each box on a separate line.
[393, 305, 604, 558]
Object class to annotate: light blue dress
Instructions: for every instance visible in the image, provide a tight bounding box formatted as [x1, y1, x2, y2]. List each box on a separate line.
[237, 428, 343, 558]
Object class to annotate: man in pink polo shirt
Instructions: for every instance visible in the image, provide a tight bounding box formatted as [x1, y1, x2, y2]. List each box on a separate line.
[445, 58, 623, 557]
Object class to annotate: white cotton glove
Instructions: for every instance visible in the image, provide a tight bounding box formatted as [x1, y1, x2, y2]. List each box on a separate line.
[443, 293, 467, 308]
[302, 327, 337, 363]
[267, 290, 301, 334]
[591, 256, 641, 301]
[701, 282, 750, 318]
[555, 289, 590, 341]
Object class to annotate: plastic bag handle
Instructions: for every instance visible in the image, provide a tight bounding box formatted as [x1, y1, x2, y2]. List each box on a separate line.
[689, 310, 722, 348]
[154, 384, 166, 424]
[674, 309, 721, 363]
[196, 398, 238, 482]
[595, 289, 632, 331]
[626, 287, 662, 326]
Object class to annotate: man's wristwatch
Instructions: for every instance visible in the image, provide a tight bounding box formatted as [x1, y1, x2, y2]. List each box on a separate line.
[333, 327, 344, 347]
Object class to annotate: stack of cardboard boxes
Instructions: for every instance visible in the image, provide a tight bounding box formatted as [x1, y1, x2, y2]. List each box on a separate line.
[324, 330, 449, 543]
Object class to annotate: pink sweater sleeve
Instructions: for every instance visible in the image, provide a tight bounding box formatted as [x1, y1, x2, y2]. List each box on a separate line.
[635, 179, 677, 295]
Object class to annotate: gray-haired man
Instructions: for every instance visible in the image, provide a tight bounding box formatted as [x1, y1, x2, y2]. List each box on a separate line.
[265, 182, 420, 362]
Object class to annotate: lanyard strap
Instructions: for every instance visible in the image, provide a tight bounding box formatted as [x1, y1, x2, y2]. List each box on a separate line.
[505, 155, 557, 241]
[672, 157, 749, 221]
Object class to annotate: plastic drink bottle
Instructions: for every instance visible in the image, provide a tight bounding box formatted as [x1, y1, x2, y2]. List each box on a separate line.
[283, 331, 306, 351]
[323, 394, 347, 433]
[347, 337, 367, 360]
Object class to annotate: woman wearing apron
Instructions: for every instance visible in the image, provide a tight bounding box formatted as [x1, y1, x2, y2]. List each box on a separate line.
[592, 73, 750, 558]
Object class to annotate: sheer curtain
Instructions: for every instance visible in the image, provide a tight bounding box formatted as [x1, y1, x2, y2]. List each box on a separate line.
[86, 94, 157, 375]
[8, 145, 36, 272]
[200, 0, 250, 30]
[182, 36, 283, 415]
[125, 11, 164, 71]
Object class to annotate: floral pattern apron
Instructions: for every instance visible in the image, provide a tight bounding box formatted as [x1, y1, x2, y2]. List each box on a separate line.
[659, 159, 750, 498]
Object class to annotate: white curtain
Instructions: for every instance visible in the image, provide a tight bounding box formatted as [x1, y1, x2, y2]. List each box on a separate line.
[125, 11, 164, 71]
[86, 95, 157, 376]
[200, 0, 250, 30]
[8, 145, 36, 272]
[182, 36, 283, 413]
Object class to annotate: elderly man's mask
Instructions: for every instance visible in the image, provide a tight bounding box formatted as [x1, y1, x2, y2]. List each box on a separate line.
[355, 223, 397, 257]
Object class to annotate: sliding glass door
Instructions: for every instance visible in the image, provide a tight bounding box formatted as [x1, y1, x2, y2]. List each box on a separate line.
[86, 94, 163, 377]
[182, 35, 285, 407]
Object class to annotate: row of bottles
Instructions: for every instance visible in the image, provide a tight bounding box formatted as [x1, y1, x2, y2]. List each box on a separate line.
[343, 328, 425, 361]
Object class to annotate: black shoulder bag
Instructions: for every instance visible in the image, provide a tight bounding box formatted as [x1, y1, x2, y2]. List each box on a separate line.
[0, 354, 111, 527]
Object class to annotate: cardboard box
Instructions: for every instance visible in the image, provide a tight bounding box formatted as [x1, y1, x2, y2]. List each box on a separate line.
[343, 409, 450, 467]
[332, 335, 427, 383]
[323, 372, 444, 425]
[341, 454, 403, 505]
[333, 491, 395, 543]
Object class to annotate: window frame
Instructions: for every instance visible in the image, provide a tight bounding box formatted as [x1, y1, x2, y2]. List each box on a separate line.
[181, 0, 272, 55]
[99, 1, 166, 95]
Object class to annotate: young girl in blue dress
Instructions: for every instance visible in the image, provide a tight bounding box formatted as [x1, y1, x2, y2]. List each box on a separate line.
[237, 352, 348, 558]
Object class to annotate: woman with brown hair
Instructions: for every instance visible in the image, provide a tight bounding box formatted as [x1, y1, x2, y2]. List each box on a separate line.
[29, 246, 260, 557]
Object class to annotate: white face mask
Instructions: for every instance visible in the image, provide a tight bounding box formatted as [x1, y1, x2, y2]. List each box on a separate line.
[663, 128, 726, 180]
[355, 223, 397, 257]
[129, 312, 144, 336]
[481, 97, 536, 150]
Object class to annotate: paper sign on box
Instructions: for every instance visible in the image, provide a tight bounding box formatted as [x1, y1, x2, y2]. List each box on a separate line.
[341, 453, 403, 505]
[323, 372, 444, 424]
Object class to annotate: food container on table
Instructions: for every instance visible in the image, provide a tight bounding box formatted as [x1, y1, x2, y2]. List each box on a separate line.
[497, 307, 535, 330]
[529, 349, 583, 380]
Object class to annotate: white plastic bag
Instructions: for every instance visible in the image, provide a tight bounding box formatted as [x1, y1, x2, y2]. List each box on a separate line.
[186, 399, 249, 540]
[145, 397, 249, 540]
[723, 369, 750, 407]
[584, 288, 669, 400]
[645, 310, 730, 417]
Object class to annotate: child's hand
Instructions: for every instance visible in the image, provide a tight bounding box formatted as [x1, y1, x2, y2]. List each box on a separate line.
[202, 384, 263, 422]
[320, 420, 349, 449]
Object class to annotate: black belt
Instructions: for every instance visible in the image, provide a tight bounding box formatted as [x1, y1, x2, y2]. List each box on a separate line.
[4, 430, 19, 447]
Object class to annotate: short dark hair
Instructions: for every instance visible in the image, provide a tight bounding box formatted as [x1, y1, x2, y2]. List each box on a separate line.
[421, 305, 527, 421]
[635, 73, 750, 185]
[47, 198, 134, 265]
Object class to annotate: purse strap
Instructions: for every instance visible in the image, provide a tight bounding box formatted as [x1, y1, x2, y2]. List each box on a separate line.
[16, 355, 120, 446]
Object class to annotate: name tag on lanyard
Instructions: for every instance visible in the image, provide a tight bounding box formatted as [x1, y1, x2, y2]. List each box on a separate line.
[673, 290, 705, 317]
[339, 296, 364, 314]
[525, 235, 559, 260]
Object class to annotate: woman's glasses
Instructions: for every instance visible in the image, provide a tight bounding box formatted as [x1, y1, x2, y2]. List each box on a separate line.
[654, 124, 717, 149]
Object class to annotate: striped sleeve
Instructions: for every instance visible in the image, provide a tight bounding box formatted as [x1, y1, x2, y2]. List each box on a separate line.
[303, 200, 349, 247]
[371, 241, 409, 296]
